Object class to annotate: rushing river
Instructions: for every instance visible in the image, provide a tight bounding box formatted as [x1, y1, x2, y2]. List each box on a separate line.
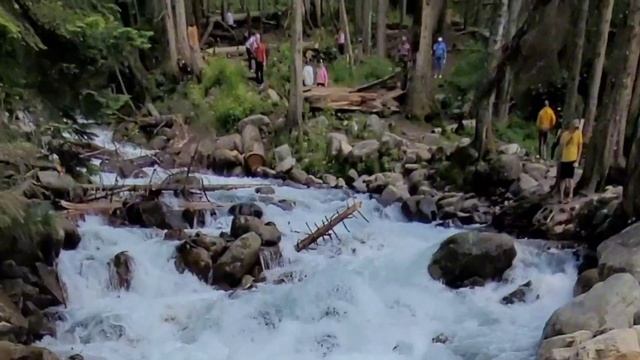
[39, 131, 577, 360]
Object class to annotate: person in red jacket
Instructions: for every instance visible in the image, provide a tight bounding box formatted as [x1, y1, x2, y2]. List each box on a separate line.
[254, 38, 268, 86]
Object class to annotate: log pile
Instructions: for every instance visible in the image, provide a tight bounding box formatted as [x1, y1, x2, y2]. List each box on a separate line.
[304, 86, 404, 113]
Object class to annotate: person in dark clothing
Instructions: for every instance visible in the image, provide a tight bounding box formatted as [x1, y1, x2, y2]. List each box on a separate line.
[254, 39, 267, 85]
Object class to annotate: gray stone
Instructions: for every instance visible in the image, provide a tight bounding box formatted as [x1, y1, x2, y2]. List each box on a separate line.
[212, 232, 261, 287]
[428, 232, 517, 288]
[274, 144, 296, 173]
[598, 223, 640, 282]
[327, 132, 352, 158]
[542, 273, 640, 339]
[238, 114, 271, 132]
[379, 185, 410, 207]
[401, 195, 439, 224]
[574, 269, 600, 297]
[288, 167, 308, 184]
[255, 186, 275, 195]
[538, 330, 593, 360]
[365, 114, 386, 136]
[321, 174, 338, 188]
[215, 133, 243, 152]
[499, 143, 521, 155]
[350, 140, 380, 162]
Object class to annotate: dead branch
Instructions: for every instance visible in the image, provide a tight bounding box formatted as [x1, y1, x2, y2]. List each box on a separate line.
[295, 201, 362, 252]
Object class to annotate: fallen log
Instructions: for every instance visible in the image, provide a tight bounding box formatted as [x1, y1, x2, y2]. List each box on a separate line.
[352, 71, 401, 92]
[295, 201, 363, 252]
[241, 124, 266, 174]
[60, 200, 224, 213]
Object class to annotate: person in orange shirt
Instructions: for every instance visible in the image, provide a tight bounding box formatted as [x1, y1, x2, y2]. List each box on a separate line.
[536, 100, 557, 160]
[254, 38, 268, 86]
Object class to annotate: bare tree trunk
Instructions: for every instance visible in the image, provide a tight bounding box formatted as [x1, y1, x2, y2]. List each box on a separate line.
[362, 0, 373, 55]
[400, 0, 407, 26]
[583, 0, 615, 143]
[614, 0, 640, 169]
[339, 0, 354, 64]
[629, 59, 640, 125]
[580, 0, 640, 192]
[175, 0, 192, 63]
[287, 0, 304, 129]
[495, 0, 523, 123]
[163, 0, 179, 75]
[355, 0, 363, 35]
[313, 0, 322, 26]
[376, 0, 387, 57]
[407, 0, 435, 119]
[563, 0, 589, 125]
[473, 0, 508, 157]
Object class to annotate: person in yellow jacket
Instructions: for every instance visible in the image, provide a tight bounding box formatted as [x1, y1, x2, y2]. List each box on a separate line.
[558, 119, 583, 203]
[536, 100, 557, 159]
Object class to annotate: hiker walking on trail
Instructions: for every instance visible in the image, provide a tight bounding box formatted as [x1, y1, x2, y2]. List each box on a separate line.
[433, 37, 447, 78]
[316, 60, 329, 87]
[336, 28, 346, 55]
[536, 100, 557, 160]
[558, 119, 583, 203]
[245, 32, 258, 71]
[254, 37, 267, 86]
[303, 60, 315, 87]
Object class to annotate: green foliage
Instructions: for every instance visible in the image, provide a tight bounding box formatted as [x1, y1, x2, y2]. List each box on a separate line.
[0, 191, 54, 253]
[331, 56, 396, 87]
[435, 161, 465, 189]
[444, 40, 488, 105]
[187, 58, 270, 131]
[495, 116, 538, 154]
[266, 42, 292, 97]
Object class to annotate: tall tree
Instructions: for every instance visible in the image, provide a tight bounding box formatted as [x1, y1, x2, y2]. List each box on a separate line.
[338, 0, 354, 64]
[581, 0, 640, 192]
[495, 0, 523, 123]
[407, 0, 435, 119]
[473, 0, 508, 157]
[162, 0, 179, 75]
[583, 0, 615, 142]
[376, 0, 388, 57]
[174, 0, 192, 64]
[629, 58, 640, 125]
[362, 0, 373, 55]
[562, 0, 589, 124]
[400, 0, 407, 26]
[287, 0, 304, 129]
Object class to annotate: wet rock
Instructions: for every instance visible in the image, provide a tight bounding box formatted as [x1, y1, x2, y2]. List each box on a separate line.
[432, 333, 450, 344]
[574, 269, 600, 296]
[0, 341, 60, 359]
[212, 149, 244, 171]
[352, 176, 369, 193]
[378, 185, 409, 207]
[228, 202, 263, 219]
[500, 280, 534, 305]
[54, 216, 81, 251]
[349, 140, 380, 162]
[163, 229, 188, 241]
[238, 114, 271, 132]
[542, 273, 640, 339]
[538, 330, 593, 360]
[598, 223, 640, 282]
[161, 172, 202, 188]
[100, 156, 157, 178]
[255, 186, 275, 195]
[35, 263, 66, 306]
[27, 307, 55, 339]
[230, 216, 281, 246]
[428, 232, 517, 289]
[288, 167, 308, 185]
[212, 232, 261, 287]
[274, 144, 296, 173]
[327, 132, 352, 158]
[149, 135, 169, 150]
[109, 251, 134, 291]
[272, 199, 295, 211]
[401, 196, 438, 224]
[68, 355, 84, 360]
[321, 174, 338, 188]
[175, 242, 212, 282]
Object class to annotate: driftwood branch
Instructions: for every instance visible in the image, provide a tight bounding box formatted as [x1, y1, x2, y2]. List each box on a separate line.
[295, 201, 362, 252]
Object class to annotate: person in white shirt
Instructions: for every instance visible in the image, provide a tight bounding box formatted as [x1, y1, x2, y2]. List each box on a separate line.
[225, 10, 235, 27]
[245, 32, 258, 71]
[303, 61, 315, 87]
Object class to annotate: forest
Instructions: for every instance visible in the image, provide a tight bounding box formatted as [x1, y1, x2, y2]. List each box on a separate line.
[2, 0, 640, 359]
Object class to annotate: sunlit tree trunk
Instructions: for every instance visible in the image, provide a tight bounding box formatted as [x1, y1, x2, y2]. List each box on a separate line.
[583, 0, 615, 143]
[473, 0, 508, 157]
[580, 0, 640, 192]
[495, 0, 523, 124]
[362, 0, 373, 55]
[407, 0, 435, 119]
[376, 0, 387, 57]
[339, 0, 354, 64]
[287, 0, 304, 129]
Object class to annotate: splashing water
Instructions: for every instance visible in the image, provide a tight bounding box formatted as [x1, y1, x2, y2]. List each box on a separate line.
[38, 172, 576, 360]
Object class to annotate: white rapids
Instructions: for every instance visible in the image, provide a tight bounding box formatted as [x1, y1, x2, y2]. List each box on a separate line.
[39, 170, 577, 360]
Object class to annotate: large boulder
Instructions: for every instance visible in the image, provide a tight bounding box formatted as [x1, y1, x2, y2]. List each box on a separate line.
[327, 132, 352, 158]
[212, 232, 261, 287]
[230, 215, 282, 246]
[428, 232, 517, 288]
[274, 144, 296, 173]
[538, 330, 593, 360]
[542, 273, 640, 339]
[175, 242, 212, 282]
[365, 114, 386, 137]
[574, 329, 640, 360]
[0, 341, 60, 360]
[598, 223, 640, 282]
[349, 140, 380, 162]
[574, 269, 600, 297]
[228, 202, 263, 219]
[238, 114, 271, 132]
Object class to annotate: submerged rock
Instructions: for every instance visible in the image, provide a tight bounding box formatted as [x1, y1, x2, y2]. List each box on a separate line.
[175, 242, 212, 282]
[428, 232, 517, 288]
[542, 273, 640, 339]
[500, 280, 534, 305]
[109, 251, 134, 291]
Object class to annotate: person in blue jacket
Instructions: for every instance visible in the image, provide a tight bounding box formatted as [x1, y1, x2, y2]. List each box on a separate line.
[433, 37, 447, 79]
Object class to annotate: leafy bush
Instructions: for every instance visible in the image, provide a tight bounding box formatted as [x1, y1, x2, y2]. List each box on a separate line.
[495, 115, 538, 154]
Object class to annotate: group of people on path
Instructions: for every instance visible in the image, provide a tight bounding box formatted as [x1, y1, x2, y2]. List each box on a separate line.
[303, 60, 329, 87]
[245, 31, 268, 85]
[395, 35, 448, 79]
[536, 100, 584, 204]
